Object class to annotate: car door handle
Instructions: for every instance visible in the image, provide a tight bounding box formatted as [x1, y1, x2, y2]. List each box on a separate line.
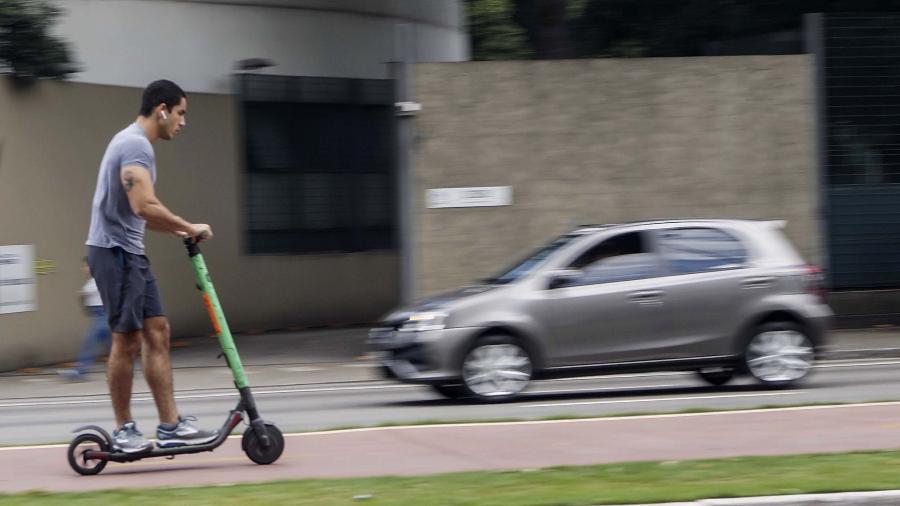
[628, 290, 664, 304]
[741, 276, 775, 289]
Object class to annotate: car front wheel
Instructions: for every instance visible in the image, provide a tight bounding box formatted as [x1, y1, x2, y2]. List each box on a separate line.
[461, 335, 532, 402]
[744, 322, 815, 387]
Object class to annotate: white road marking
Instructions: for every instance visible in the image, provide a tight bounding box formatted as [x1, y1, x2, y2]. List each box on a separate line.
[814, 359, 900, 368]
[280, 366, 322, 373]
[286, 400, 900, 435]
[520, 391, 804, 408]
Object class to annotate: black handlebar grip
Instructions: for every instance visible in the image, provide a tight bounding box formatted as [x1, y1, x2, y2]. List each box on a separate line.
[184, 236, 202, 257]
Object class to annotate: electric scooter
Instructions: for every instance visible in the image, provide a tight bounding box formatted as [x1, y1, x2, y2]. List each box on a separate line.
[67, 236, 285, 475]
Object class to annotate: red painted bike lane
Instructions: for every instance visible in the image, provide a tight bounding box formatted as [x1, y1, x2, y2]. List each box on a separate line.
[3, 403, 900, 493]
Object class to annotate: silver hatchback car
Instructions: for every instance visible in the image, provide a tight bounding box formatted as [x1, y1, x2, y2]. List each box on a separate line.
[369, 219, 832, 401]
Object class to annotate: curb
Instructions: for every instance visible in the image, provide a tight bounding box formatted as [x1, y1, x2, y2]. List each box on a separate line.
[614, 489, 900, 505]
[820, 347, 900, 361]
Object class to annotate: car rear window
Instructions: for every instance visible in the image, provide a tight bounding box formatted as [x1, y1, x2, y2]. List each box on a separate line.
[657, 228, 748, 274]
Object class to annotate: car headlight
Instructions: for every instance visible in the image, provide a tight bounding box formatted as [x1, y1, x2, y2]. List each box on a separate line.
[398, 312, 448, 332]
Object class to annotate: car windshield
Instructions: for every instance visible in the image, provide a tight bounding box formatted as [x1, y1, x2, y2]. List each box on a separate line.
[481, 233, 581, 285]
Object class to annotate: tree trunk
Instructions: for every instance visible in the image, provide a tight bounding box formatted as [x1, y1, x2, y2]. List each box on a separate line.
[534, 0, 574, 59]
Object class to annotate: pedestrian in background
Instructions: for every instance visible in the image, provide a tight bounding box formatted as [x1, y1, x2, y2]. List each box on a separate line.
[58, 258, 111, 381]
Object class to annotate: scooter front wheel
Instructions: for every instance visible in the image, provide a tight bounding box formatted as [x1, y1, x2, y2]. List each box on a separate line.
[242, 422, 284, 465]
[68, 433, 109, 475]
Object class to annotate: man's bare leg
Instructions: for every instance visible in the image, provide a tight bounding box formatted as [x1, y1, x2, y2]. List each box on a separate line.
[141, 316, 178, 425]
[108, 331, 142, 427]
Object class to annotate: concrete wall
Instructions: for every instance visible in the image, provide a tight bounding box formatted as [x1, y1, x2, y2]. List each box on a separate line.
[0, 80, 398, 371]
[51, 0, 468, 93]
[411, 56, 821, 297]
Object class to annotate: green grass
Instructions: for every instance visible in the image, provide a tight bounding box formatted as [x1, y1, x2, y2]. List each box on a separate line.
[4, 450, 900, 505]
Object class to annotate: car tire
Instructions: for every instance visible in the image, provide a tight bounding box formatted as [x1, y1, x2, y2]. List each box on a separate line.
[743, 322, 815, 388]
[697, 367, 735, 386]
[460, 334, 533, 402]
[430, 383, 469, 400]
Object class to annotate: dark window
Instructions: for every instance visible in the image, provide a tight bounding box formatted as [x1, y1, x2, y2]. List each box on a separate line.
[564, 232, 661, 286]
[822, 14, 900, 186]
[239, 75, 396, 254]
[568, 232, 646, 270]
[657, 228, 748, 274]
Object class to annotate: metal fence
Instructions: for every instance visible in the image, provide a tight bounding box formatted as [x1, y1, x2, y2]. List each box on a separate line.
[811, 13, 900, 288]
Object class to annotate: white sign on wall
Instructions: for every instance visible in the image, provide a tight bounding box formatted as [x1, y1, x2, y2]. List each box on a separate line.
[426, 186, 513, 209]
[0, 245, 36, 314]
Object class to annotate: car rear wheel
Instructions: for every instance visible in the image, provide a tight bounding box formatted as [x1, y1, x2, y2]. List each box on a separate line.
[461, 335, 532, 402]
[744, 322, 814, 387]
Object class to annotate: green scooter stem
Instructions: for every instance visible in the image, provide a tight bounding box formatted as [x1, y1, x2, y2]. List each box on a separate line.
[184, 238, 249, 390]
[184, 238, 271, 447]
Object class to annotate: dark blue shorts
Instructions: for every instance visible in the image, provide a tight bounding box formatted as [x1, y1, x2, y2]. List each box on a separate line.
[86, 246, 165, 333]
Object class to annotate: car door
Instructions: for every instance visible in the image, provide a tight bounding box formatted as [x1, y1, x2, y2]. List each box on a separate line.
[531, 231, 669, 366]
[647, 226, 767, 359]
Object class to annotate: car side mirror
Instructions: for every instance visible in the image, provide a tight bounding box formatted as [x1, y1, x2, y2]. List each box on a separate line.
[547, 269, 581, 290]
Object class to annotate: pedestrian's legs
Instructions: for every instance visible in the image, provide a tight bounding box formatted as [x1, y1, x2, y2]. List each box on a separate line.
[141, 316, 178, 425]
[96, 308, 112, 354]
[75, 309, 110, 374]
[108, 331, 141, 427]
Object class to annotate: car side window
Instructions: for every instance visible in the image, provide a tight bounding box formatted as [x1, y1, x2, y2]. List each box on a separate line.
[563, 232, 662, 286]
[575, 253, 663, 286]
[657, 227, 748, 274]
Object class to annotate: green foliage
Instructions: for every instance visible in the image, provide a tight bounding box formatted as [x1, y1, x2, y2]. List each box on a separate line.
[0, 0, 77, 82]
[467, 0, 532, 60]
[472, 0, 900, 60]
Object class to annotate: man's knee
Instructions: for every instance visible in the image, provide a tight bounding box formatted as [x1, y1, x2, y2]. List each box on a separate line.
[112, 332, 141, 358]
[142, 317, 171, 352]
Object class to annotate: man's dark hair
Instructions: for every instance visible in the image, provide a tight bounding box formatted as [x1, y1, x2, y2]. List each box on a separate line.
[139, 80, 186, 117]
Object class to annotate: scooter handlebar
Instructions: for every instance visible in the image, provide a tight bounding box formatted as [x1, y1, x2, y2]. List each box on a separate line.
[182, 230, 210, 256]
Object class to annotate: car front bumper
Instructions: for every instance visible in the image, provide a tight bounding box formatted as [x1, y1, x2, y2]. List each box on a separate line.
[367, 326, 479, 383]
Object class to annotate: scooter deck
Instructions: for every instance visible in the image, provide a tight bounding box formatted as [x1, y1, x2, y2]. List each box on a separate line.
[83, 409, 244, 463]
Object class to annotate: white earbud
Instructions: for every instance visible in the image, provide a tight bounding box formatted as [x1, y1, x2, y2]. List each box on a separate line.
[160, 110, 168, 120]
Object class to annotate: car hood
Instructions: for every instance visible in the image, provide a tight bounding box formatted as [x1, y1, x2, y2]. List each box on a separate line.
[380, 285, 501, 324]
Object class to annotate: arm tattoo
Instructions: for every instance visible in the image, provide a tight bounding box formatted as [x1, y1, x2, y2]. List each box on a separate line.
[123, 173, 135, 192]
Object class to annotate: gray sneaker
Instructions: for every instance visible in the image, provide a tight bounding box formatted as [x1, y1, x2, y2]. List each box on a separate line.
[156, 416, 218, 448]
[112, 421, 153, 454]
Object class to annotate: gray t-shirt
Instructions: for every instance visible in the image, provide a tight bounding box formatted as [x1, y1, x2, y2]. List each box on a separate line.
[86, 123, 157, 255]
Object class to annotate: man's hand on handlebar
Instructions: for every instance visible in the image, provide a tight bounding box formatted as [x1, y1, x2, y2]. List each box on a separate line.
[179, 224, 213, 242]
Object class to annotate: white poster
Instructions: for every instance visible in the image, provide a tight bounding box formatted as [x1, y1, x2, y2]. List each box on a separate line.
[0, 245, 36, 314]
[426, 186, 513, 209]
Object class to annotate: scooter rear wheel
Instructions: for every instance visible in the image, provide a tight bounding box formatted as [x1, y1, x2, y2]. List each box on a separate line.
[242, 423, 284, 465]
[68, 433, 109, 475]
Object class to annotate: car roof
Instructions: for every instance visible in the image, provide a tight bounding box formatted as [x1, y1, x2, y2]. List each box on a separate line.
[572, 219, 785, 235]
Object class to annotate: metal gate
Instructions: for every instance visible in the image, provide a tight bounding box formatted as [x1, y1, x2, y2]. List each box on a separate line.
[810, 13, 900, 289]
